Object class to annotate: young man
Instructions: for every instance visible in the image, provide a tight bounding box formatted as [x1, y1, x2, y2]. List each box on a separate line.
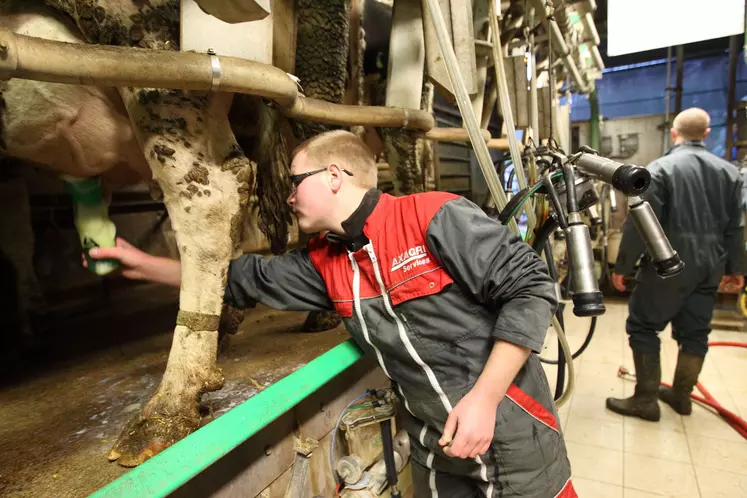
[90, 130, 575, 497]
[609, 108, 744, 421]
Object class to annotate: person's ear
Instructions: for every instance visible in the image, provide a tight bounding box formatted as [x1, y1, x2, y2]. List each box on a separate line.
[670, 128, 677, 141]
[328, 164, 344, 193]
[704, 127, 711, 139]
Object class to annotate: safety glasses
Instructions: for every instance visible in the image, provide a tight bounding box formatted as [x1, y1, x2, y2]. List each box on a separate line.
[289, 167, 354, 193]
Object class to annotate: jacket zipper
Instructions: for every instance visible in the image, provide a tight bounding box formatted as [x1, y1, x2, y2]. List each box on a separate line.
[347, 252, 390, 378]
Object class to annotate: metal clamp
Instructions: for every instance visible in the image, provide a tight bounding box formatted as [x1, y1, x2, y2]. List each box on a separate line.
[208, 49, 221, 92]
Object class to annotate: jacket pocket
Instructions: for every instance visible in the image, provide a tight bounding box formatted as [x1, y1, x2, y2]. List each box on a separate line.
[494, 385, 566, 496]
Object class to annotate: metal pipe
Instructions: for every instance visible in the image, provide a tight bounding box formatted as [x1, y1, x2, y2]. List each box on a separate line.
[425, 127, 491, 142]
[0, 28, 435, 131]
[663, 46, 672, 153]
[529, 7, 540, 139]
[0, 28, 297, 105]
[674, 45, 684, 115]
[487, 138, 515, 151]
[627, 196, 685, 277]
[727, 35, 739, 160]
[589, 45, 605, 73]
[581, 12, 600, 46]
[531, 0, 588, 94]
[282, 97, 434, 130]
[424, 0, 519, 233]
[589, 90, 600, 151]
[488, 0, 537, 228]
[575, 153, 650, 196]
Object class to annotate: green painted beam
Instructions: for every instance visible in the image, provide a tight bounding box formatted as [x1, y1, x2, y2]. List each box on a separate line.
[91, 339, 365, 498]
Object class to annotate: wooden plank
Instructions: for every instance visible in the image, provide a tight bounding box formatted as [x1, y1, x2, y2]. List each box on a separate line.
[440, 176, 471, 191]
[450, 0, 477, 95]
[470, 0, 491, 121]
[272, 0, 297, 73]
[439, 160, 471, 176]
[386, 0, 426, 109]
[422, 0, 455, 102]
[497, 55, 529, 128]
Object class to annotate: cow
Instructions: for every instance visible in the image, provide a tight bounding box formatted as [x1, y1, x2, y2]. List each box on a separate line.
[0, 0, 431, 467]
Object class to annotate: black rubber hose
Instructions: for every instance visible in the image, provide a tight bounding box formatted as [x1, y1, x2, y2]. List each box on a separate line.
[380, 419, 400, 498]
[506, 168, 516, 191]
[562, 164, 579, 214]
[542, 175, 569, 230]
[543, 240, 566, 400]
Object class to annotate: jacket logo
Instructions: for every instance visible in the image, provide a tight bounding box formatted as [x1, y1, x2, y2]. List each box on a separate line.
[391, 245, 430, 272]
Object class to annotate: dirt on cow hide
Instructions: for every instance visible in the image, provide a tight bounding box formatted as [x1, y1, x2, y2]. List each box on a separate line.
[0, 285, 348, 498]
[43, 0, 179, 49]
[182, 164, 209, 186]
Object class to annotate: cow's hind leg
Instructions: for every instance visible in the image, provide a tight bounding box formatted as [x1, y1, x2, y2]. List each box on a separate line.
[108, 88, 252, 467]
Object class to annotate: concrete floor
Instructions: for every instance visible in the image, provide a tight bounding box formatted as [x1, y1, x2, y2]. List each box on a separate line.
[543, 299, 747, 498]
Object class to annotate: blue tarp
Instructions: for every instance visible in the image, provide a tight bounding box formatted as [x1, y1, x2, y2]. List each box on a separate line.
[571, 52, 747, 158]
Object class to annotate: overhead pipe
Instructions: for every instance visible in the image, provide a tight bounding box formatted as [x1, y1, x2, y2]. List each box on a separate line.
[425, 127, 491, 142]
[530, 0, 589, 94]
[0, 28, 434, 131]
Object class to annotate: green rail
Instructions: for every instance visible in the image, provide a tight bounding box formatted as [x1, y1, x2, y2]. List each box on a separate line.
[91, 339, 365, 498]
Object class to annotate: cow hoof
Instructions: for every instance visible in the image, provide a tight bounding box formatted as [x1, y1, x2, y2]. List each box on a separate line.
[108, 404, 200, 467]
[301, 310, 342, 332]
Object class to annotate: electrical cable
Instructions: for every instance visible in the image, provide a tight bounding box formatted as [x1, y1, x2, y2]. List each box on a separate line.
[330, 392, 372, 484]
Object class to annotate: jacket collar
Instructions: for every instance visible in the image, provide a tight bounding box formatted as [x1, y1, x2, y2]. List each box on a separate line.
[325, 188, 382, 251]
[665, 140, 706, 156]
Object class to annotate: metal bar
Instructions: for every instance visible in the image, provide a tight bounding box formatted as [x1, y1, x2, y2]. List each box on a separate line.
[674, 45, 684, 115]
[589, 89, 600, 151]
[530, 0, 588, 94]
[529, 7, 540, 139]
[727, 35, 739, 160]
[91, 340, 365, 498]
[663, 46, 672, 154]
[488, 0, 538, 228]
[424, 0, 519, 233]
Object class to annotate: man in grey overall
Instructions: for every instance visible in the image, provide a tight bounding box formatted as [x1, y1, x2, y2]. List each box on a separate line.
[608, 108, 744, 421]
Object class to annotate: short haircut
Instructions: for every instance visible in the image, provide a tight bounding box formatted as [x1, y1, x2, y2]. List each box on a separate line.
[673, 108, 711, 141]
[292, 130, 378, 188]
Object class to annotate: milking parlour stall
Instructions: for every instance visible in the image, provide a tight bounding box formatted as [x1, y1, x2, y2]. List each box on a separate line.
[0, 0, 633, 496]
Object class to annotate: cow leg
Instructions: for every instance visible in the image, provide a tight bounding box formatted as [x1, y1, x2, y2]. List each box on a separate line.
[109, 87, 251, 467]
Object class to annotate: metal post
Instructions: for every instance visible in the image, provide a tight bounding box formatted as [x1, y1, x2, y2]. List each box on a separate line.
[727, 35, 739, 160]
[663, 46, 672, 153]
[674, 45, 684, 115]
[589, 89, 600, 151]
[423, 0, 519, 234]
[529, 8, 540, 138]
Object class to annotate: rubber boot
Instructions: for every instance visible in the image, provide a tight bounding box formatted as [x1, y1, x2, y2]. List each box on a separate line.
[659, 351, 705, 415]
[606, 351, 661, 421]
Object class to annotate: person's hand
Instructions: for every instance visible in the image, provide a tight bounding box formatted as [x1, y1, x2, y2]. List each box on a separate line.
[438, 388, 498, 459]
[83, 237, 155, 281]
[720, 274, 744, 293]
[612, 273, 627, 293]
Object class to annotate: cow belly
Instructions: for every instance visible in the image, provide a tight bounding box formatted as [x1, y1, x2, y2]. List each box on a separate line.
[1, 79, 148, 181]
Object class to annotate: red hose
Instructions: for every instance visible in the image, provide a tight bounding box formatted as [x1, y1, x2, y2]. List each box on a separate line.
[708, 341, 747, 348]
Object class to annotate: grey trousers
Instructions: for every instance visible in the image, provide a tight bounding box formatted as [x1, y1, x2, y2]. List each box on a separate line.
[627, 264, 722, 358]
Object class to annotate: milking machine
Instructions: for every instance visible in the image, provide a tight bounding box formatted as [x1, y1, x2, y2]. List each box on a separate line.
[495, 143, 685, 397]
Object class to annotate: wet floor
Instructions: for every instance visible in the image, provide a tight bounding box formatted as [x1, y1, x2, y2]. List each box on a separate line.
[0, 285, 348, 497]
